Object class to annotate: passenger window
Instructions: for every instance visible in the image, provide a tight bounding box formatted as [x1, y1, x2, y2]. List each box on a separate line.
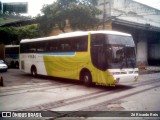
[91, 34, 105, 47]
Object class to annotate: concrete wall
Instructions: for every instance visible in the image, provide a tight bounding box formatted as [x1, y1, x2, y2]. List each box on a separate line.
[149, 44, 160, 60]
[136, 40, 148, 66]
[134, 30, 148, 66]
[112, 0, 160, 27]
[96, 0, 112, 20]
[97, 0, 160, 28]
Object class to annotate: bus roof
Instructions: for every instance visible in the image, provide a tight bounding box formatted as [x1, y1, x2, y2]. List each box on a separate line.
[20, 30, 132, 43]
[5, 45, 20, 48]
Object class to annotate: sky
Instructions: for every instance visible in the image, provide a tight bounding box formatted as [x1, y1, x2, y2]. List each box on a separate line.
[1, 0, 54, 16]
[1, 0, 160, 17]
[134, 0, 160, 10]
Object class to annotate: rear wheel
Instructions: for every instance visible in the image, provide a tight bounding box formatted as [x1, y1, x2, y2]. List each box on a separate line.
[81, 71, 92, 87]
[31, 66, 37, 77]
[15, 61, 19, 68]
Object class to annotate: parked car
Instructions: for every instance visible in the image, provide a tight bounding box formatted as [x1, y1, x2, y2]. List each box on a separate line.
[0, 60, 8, 72]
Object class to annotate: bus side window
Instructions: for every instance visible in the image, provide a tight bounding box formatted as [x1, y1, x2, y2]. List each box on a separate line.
[59, 41, 64, 51]
[64, 43, 71, 51]
[28, 43, 36, 53]
[37, 42, 46, 52]
[45, 42, 50, 52]
[48, 41, 59, 52]
[20, 44, 23, 53]
[76, 41, 80, 51]
[70, 37, 79, 51]
[91, 34, 107, 71]
[76, 36, 87, 51]
[91, 34, 105, 46]
[68, 39, 75, 51]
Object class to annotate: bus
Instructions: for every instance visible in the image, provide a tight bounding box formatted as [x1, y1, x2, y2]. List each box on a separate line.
[5, 45, 19, 68]
[20, 31, 139, 86]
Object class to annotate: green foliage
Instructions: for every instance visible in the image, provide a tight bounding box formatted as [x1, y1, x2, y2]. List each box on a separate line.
[37, 0, 101, 34]
[17, 24, 40, 39]
[0, 27, 18, 44]
[68, 3, 100, 30]
[0, 24, 40, 44]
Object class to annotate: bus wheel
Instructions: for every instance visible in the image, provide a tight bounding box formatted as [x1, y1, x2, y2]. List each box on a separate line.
[10, 61, 14, 68]
[31, 66, 37, 77]
[15, 61, 19, 68]
[81, 71, 92, 87]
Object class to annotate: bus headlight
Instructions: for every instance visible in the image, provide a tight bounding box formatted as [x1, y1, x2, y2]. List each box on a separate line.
[134, 76, 138, 81]
[115, 78, 120, 83]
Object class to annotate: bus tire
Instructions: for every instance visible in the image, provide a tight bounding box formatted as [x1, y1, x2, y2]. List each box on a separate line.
[31, 66, 37, 77]
[10, 61, 14, 68]
[81, 71, 92, 87]
[15, 61, 19, 68]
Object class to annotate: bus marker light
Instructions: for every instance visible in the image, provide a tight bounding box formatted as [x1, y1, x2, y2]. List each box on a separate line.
[115, 78, 120, 83]
[134, 76, 138, 81]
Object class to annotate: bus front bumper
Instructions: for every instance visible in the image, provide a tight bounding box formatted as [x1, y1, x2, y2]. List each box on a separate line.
[113, 74, 139, 84]
[108, 68, 139, 85]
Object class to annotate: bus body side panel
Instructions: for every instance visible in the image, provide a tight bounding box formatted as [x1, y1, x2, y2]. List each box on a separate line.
[43, 33, 91, 80]
[43, 52, 90, 80]
[91, 69, 115, 86]
[20, 53, 47, 75]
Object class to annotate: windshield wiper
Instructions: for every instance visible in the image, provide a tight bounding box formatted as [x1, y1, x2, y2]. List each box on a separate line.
[129, 58, 135, 68]
[120, 61, 125, 69]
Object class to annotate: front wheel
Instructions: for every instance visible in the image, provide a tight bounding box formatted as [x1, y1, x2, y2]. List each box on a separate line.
[81, 71, 92, 87]
[31, 67, 37, 77]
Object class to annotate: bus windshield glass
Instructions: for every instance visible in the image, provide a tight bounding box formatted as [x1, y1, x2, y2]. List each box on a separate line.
[107, 34, 135, 47]
[106, 34, 136, 69]
[5, 45, 19, 68]
[5, 47, 19, 59]
[91, 33, 136, 70]
[106, 45, 136, 69]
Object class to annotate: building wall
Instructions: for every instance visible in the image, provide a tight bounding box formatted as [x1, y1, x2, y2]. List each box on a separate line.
[96, 0, 112, 20]
[149, 44, 160, 60]
[136, 32, 148, 65]
[97, 0, 160, 27]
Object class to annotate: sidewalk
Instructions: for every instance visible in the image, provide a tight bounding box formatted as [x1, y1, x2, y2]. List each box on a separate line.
[139, 66, 160, 75]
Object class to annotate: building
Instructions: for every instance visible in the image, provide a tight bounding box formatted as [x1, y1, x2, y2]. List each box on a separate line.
[0, 2, 29, 26]
[97, 0, 160, 66]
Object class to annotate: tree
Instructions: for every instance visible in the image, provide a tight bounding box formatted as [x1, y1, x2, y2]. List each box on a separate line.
[37, 0, 101, 34]
[0, 27, 18, 44]
[68, 3, 100, 30]
[0, 24, 40, 44]
[17, 24, 40, 40]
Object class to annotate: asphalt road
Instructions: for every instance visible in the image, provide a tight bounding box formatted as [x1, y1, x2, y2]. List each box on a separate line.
[0, 69, 160, 120]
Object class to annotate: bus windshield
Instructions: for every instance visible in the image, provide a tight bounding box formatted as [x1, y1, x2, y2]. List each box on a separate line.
[107, 45, 136, 69]
[5, 47, 19, 59]
[107, 34, 135, 47]
[91, 33, 136, 70]
[5, 45, 19, 68]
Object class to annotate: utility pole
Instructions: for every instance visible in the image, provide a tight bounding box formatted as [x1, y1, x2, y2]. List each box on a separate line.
[99, 0, 109, 29]
[103, 0, 106, 29]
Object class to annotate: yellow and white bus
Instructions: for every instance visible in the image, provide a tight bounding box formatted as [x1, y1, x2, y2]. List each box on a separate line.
[20, 31, 139, 86]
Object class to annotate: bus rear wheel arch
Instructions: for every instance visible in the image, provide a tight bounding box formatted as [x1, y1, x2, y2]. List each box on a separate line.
[31, 65, 37, 77]
[80, 69, 92, 87]
[15, 61, 19, 68]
